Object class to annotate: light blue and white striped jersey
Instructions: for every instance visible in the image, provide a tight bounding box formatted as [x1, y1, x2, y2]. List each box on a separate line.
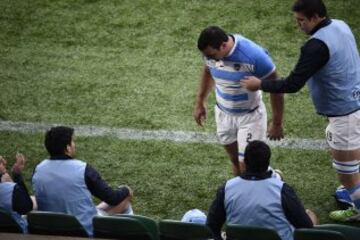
[205, 34, 276, 114]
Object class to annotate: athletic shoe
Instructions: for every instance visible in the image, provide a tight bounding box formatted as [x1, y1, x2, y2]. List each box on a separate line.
[329, 207, 360, 222]
[334, 185, 354, 208]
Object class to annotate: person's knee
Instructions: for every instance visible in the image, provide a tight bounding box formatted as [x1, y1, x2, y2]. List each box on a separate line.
[110, 196, 132, 214]
[331, 148, 360, 161]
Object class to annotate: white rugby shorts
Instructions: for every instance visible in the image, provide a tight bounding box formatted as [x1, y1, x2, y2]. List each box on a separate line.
[325, 109, 360, 151]
[215, 101, 267, 160]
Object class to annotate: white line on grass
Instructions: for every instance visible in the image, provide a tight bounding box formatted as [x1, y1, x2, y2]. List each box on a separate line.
[0, 120, 328, 150]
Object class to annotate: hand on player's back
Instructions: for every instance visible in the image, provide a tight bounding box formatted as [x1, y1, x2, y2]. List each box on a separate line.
[12, 153, 26, 174]
[240, 76, 262, 91]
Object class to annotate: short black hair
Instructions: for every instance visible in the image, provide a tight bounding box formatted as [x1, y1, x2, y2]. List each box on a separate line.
[45, 126, 74, 156]
[244, 140, 271, 173]
[292, 0, 327, 18]
[197, 26, 229, 51]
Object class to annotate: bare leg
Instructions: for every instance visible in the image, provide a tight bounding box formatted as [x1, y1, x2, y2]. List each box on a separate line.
[224, 142, 242, 176]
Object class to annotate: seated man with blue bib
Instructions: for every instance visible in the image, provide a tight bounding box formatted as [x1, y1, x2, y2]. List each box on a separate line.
[0, 153, 34, 233]
[206, 141, 317, 240]
[32, 126, 133, 236]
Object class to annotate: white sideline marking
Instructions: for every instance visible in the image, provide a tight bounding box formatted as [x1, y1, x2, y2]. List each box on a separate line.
[0, 120, 328, 150]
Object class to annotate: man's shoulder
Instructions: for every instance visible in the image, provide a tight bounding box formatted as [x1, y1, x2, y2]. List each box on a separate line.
[36, 159, 87, 168]
[35, 159, 50, 168]
[0, 181, 16, 188]
[231, 34, 271, 66]
[331, 19, 347, 26]
[225, 176, 242, 189]
[233, 34, 263, 50]
[72, 159, 87, 163]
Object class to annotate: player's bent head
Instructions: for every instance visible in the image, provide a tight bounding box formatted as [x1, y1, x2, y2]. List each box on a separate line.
[292, 0, 327, 19]
[45, 126, 74, 156]
[197, 26, 228, 51]
[244, 140, 271, 173]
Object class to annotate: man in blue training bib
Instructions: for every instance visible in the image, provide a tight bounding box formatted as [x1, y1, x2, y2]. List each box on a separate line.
[241, 0, 360, 221]
[32, 126, 133, 236]
[0, 153, 34, 233]
[193, 26, 284, 176]
[206, 141, 317, 240]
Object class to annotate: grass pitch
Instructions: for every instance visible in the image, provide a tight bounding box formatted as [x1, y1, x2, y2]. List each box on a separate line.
[0, 0, 360, 224]
[0, 131, 338, 223]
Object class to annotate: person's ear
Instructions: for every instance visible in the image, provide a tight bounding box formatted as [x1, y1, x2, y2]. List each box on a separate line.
[65, 144, 71, 153]
[310, 14, 320, 22]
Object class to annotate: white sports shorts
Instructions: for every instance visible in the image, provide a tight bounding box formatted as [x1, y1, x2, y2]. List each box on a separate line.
[215, 101, 267, 160]
[325, 109, 360, 151]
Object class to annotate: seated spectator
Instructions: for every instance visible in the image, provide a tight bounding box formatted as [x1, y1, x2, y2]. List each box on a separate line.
[0, 153, 34, 233]
[32, 126, 133, 236]
[206, 140, 317, 240]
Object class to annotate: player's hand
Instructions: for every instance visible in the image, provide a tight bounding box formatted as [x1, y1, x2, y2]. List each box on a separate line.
[118, 184, 133, 198]
[1, 172, 13, 182]
[123, 185, 133, 198]
[193, 104, 207, 127]
[0, 157, 7, 175]
[126, 185, 133, 198]
[240, 76, 262, 91]
[12, 153, 26, 174]
[267, 123, 284, 140]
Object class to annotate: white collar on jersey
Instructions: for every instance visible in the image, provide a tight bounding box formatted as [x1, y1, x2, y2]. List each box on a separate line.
[225, 34, 237, 57]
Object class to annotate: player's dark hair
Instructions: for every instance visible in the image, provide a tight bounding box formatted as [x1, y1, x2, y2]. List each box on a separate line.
[292, 0, 327, 18]
[197, 26, 229, 51]
[244, 140, 271, 173]
[45, 126, 74, 157]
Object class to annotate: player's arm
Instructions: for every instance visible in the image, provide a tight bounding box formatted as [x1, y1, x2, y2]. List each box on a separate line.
[206, 183, 226, 240]
[12, 154, 33, 214]
[193, 65, 214, 126]
[249, 47, 284, 140]
[84, 164, 131, 205]
[12, 181, 33, 215]
[261, 39, 329, 93]
[266, 71, 284, 140]
[281, 183, 316, 227]
[240, 39, 329, 93]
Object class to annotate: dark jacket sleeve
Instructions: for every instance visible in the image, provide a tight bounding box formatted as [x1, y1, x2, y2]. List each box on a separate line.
[11, 173, 33, 215]
[84, 164, 130, 206]
[206, 183, 226, 240]
[281, 183, 313, 228]
[261, 38, 329, 93]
